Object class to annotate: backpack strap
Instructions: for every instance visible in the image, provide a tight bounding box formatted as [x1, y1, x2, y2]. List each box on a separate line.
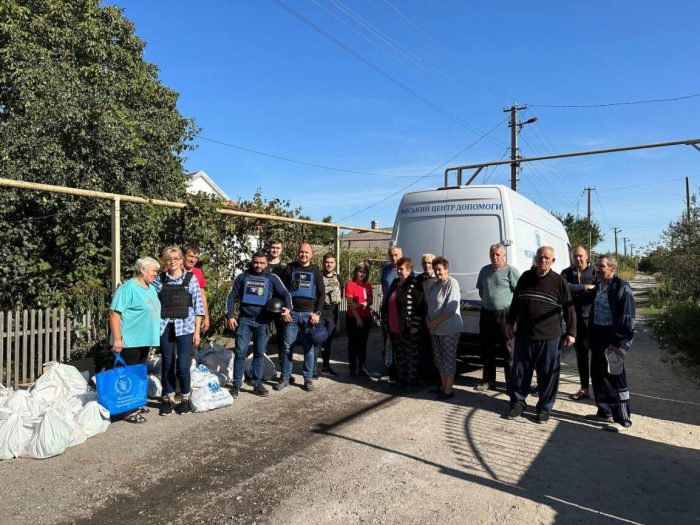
[182, 271, 193, 288]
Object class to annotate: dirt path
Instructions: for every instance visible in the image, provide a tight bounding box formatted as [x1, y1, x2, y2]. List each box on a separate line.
[2, 274, 698, 524]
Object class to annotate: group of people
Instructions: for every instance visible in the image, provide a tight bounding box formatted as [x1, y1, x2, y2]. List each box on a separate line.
[473, 243, 635, 432]
[109, 237, 636, 433]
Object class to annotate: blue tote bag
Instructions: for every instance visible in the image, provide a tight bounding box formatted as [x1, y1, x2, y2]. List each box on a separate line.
[95, 353, 148, 416]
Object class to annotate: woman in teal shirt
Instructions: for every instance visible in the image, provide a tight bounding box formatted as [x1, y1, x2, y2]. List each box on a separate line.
[109, 256, 161, 423]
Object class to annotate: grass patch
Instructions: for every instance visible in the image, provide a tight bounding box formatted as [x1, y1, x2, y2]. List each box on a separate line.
[650, 300, 700, 367]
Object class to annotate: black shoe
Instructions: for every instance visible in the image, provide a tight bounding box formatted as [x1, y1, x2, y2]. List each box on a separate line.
[359, 367, 371, 377]
[230, 384, 240, 398]
[349, 369, 357, 377]
[506, 404, 524, 419]
[475, 382, 495, 392]
[322, 366, 339, 377]
[175, 400, 192, 415]
[530, 386, 539, 397]
[159, 399, 175, 416]
[313, 370, 320, 379]
[304, 380, 315, 392]
[536, 411, 550, 424]
[584, 413, 613, 423]
[429, 387, 443, 394]
[253, 384, 270, 397]
[437, 391, 454, 401]
[273, 380, 289, 391]
[288, 375, 296, 385]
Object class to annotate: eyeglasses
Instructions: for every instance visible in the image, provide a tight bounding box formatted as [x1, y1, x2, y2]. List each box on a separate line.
[166, 257, 181, 263]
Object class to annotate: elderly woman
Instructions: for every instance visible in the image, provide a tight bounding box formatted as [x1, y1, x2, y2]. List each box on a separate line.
[425, 257, 463, 400]
[152, 246, 205, 417]
[382, 257, 424, 389]
[345, 262, 373, 377]
[108, 257, 162, 423]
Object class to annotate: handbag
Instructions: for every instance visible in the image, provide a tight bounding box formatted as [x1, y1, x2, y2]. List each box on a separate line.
[95, 353, 148, 416]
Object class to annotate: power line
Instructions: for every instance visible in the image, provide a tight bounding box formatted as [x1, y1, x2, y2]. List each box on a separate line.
[272, 0, 505, 146]
[530, 92, 700, 109]
[337, 117, 507, 222]
[198, 136, 426, 178]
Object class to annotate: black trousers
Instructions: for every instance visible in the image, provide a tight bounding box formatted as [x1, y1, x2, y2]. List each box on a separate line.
[574, 318, 591, 389]
[347, 316, 371, 372]
[479, 308, 513, 386]
[390, 331, 420, 387]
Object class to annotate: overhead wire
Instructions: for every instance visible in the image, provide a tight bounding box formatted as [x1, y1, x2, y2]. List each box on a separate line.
[198, 136, 425, 178]
[530, 92, 700, 109]
[272, 0, 505, 146]
[337, 117, 507, 222]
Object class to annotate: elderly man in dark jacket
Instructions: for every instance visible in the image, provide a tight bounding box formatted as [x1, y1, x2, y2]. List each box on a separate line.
[561, 245, 598, 401]
[586, 256, 636, 433]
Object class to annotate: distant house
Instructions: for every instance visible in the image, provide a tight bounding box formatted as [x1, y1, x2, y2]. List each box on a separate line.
[341, 221, 392, 252]
[186, 170, 232, 201]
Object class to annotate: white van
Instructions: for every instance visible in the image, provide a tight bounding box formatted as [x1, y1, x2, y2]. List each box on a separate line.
[390, 184, 570, 345]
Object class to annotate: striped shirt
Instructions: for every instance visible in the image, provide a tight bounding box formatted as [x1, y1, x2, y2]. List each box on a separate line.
[152, 271, 205, 336]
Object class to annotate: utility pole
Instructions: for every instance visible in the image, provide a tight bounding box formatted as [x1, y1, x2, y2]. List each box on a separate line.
[504, 104, 535, 192]
[613, 227, 622, 260]
[622, 237, 629, 257]
[686, 176, 691, 221]
[585, 187, 595, 253]
[630, 243, 635, 258]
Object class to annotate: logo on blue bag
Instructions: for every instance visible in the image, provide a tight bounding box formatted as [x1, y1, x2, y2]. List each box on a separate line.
[208, 381, 221, 392]
[196, 364, 208, 373]
[115, 375, 132, 394]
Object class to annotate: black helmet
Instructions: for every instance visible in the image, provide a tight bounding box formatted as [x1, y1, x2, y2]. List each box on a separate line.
[264, 297, 285, 315]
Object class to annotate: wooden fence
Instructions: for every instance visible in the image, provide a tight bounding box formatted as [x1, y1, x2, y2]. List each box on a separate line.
[0, 309, 96, 387]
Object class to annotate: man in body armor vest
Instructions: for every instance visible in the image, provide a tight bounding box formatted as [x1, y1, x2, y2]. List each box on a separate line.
[226, 251, 292, 397]
[267, 238, 290, 382]
[275, 242, 325, 392]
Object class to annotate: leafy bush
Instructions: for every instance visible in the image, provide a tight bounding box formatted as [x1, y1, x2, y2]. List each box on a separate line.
[651, 300, 700, 366]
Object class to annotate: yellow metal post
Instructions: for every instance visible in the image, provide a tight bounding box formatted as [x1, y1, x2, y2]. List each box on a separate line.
[111, 197, 121, 292]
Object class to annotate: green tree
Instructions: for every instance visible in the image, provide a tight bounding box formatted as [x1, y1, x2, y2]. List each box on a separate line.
[0, 0, 196, 309]
[552, 212, 604, 250]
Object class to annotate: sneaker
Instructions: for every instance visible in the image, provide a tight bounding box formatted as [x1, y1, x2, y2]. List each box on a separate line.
[506, 404, 524, 419]
[475, 382, 495, 392]
[230, 384, 240, 398]
[536, 412, 550, 424]
[175, 400, 192, 415]
[321, 366, 338, 377]
[304, 380, 315, 392]
[273, 380, 289, 391]
[253, 384, 270, 397]
[584, 413, 613, 423]
[159, 399, 175, 416]
[604, 422, 631, 433]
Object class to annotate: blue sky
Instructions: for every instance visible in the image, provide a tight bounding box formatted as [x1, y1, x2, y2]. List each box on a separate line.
[109, 0, 700, 255]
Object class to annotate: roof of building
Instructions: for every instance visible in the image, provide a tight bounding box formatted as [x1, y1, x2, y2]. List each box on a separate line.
[186, 170, 231, 201]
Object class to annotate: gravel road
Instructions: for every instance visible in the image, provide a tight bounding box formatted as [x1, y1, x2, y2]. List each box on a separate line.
[2, 274, 698, 525]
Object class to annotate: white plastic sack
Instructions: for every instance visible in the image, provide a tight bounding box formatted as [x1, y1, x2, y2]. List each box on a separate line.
[0, 409, 36, 460]
[244, 354, 277, 382]
[5, 390, 38, 416]
[0, 383, 10, 408]
[29, 362, 88, 406]
[190, 364, 219, 389]
[75, 401, 110, 438]
[146, 354, 162, 375]
[148, 374, 162, 399]
[67, 392, 98, 416]
[189, 381, 233, 413]
[198, 344, 234, 381]
[19, 407, 82, 459]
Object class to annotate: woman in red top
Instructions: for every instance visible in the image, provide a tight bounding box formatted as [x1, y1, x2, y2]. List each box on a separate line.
[345, 263, 374, 377]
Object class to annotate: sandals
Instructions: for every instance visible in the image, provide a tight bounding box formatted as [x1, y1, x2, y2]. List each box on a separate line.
[569, 390, 590, 401]
[138, 406, 151, 414]
[125, 413, 147, 424]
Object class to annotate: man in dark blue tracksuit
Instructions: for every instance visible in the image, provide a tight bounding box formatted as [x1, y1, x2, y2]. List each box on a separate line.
[588, 255, 635, 432]
[226, 251, 291, 397]
[506, 246, 576, 423]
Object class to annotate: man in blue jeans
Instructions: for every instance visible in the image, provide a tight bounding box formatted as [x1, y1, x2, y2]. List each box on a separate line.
[276, 242, 326, 392]
[226, 251, 291, 397]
